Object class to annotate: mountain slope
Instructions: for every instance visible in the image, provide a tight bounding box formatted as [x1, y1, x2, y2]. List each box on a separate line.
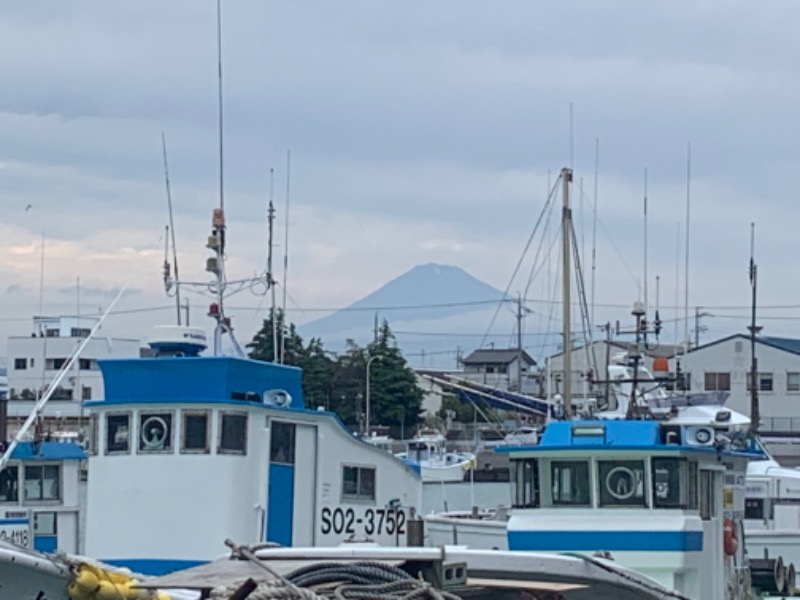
[300, 263, 507, 341]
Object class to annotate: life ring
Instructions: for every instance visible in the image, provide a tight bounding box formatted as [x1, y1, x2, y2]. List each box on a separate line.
[723, 517, 738, 556]
[605, 466, 636, 501]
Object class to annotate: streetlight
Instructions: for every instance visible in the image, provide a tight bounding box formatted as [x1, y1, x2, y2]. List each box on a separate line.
[365, 355, 383, 437]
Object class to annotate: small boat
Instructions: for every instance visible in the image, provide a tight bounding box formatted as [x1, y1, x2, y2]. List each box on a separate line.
[500, 425, 539, 446]
[395, 428, 475, 483]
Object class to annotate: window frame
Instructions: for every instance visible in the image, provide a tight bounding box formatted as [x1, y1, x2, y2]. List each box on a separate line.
[0, 465, 19, 503]
[181, 410, 211, 454]
[549, 460, 591, 507]
[105, 411, 132, 455]
[747, 371, 774, 393]
[598, 459, 648, 508]
[23, 464, 61, 502]
[13, 358, 26, 370]
[341, 465, 377, 502]
[511, 458, 539, 509]
[704, 372, 731, 392]
[788, 372, 800, 393]
[652, 457, 697, 510]
[218, 411, 248, 455]
[137, 411, 175, 454]
[269, 421, 296, 465]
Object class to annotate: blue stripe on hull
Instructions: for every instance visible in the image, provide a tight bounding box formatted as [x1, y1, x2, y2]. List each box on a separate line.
[508, 530, 703, 552]
[102, 558, 206, 575]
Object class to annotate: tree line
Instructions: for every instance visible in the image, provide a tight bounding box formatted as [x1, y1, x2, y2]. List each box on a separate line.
[247, 310, 423, 435]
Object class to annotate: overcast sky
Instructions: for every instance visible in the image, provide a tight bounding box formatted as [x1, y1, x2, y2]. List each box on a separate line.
[1, 1, 798, 359]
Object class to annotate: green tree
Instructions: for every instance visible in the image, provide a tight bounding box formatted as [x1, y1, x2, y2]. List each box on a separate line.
[247, 308, 306, 366]
[366, 321, 423, 433]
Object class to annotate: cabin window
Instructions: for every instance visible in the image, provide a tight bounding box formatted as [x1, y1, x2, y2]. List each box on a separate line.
[181, 411, 210, 453]
[24, 465, 60, 501]
[551, 460, 590, 506]
[652, 458, 697, 509]
[704, 372, 730, 392]
[106, 413, 131, 454]
[598, 460, 646, 507]
[788, 372, 800, 393]
[270, 421, 296, 465]
[511, 459, 539, 508]
[745, 498, 765, 520]
[342, 465, 376, 501]
[0, 466, 19, 502]
[87, 415, 98, 455]
[138, 412, 173, 453]
[219, 412, 247, 454]
[699, 470, 717, 520]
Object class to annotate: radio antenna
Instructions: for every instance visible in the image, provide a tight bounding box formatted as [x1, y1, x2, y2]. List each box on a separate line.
[161, 132, 182, 325]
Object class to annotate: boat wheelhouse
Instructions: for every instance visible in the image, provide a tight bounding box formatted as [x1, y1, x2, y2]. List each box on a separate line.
[0, 440, 85, 554]
[82, 333, 422, 575]
[501, 419, 759, 600]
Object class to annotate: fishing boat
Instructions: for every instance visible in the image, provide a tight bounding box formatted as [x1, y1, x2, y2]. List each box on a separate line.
[395, 428, 475, 483]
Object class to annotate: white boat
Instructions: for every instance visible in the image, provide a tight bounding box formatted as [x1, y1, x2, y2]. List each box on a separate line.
[395, 428, 475, 483]
[501, 425, 539, 446]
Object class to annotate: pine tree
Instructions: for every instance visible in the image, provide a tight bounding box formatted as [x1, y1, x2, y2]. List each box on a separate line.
[366, 320, 423, 433]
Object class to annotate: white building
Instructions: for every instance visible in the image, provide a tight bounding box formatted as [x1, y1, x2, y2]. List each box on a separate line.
[671, 334, 800, 434]
[4, 316, 141, 434]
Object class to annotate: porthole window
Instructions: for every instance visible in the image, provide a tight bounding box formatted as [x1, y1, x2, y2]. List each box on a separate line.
[599, 460, 646, 507]
[139, 412, 173, 453]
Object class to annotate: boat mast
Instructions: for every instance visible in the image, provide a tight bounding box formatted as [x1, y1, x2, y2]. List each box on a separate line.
[212, 0, 227, 355]
[161, 133, 182, 326]
[561, 166, 573, 417]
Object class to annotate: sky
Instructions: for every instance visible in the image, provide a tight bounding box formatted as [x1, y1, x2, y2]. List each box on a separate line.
[0, 1, 799, 363]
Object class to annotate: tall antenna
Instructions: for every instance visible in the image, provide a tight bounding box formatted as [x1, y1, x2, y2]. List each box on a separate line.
[161, 133, 182, 325]
[643, 167, 648, 313]
[267, 169, 278, 363]
[674, 222, 681, 350]
[683, 143, 691, 352]
[280, 149, 291, 365]
[590, 138, 599, 328]
[561, 167, 573, 417]
[216, 0, 225, 213]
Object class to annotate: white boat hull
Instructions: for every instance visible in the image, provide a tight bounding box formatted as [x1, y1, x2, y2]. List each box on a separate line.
[0, 541, 71, 600]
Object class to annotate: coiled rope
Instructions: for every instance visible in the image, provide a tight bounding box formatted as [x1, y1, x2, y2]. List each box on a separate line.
[209, 560, 463, 600]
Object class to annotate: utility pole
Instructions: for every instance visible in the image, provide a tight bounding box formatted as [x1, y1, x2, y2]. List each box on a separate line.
[516, 293, 524, 392]
[748, 223, 761, 432]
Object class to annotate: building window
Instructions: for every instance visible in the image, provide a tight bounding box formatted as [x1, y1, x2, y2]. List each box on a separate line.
[788, 372, 800, 393]
[704, 372, 730, 391]
[511, 459, 539, 508]
[270, 421, 296, 465]
[599, 460, 646, 507]
[342, 465, 376, 501]
[78, 358, 92, 370]
[24, 465, 60, 501]
[181, 411, 210, 453]
[219, 412, 247, 454]
[0, 466, 19, 502]
[138, 412, 173, 453]
[45, 329, 59, 338]
[82, 387, 92, 401]
[652, 458, 697, 509]
[551, 460, 590, 506]
[14, 358, 26, 370]
[747, 372, 774, 393]
[106, 413, 131, 454]
[71, 328, 90, 338]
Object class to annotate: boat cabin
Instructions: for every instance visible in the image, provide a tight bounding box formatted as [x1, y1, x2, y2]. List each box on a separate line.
[501, 420, 760, 600]
[0, 441, 85, 554]
[82, 333, 422, 575]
